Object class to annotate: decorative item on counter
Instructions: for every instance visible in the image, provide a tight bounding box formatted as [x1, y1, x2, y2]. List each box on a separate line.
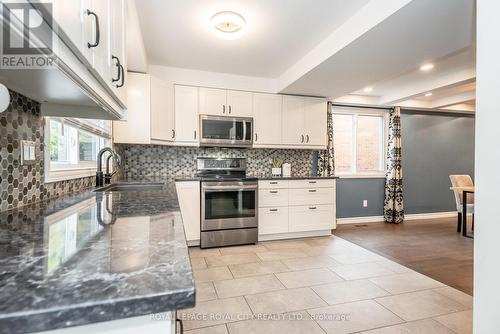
[272, 158, 283, 177]
[282, 163, 291, 177]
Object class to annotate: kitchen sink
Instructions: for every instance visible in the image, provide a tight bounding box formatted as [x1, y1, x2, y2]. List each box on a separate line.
[94, 183, 164, 192]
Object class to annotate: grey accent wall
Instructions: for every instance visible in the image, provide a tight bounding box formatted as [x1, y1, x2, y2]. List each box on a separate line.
[335, 111, 475, 218]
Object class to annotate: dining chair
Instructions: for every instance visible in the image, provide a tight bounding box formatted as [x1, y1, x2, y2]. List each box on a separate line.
[449, 175, 474, 232]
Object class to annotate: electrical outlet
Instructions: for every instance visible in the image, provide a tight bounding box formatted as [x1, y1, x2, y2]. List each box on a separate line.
[363, 200, 368, 207]
[21, 140, 36, 165]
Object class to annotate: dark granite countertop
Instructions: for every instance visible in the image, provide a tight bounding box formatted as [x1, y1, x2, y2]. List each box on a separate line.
[0, 181, 195, 333]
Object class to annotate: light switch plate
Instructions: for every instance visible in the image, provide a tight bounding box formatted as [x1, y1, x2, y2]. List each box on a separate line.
[21, 140, 36, 165]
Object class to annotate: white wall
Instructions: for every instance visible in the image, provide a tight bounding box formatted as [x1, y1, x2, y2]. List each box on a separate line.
[474, 0, 500, 332]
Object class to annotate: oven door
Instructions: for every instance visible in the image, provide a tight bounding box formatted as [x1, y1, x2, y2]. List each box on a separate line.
[200, 115, 253, 147]
[201, 181, 258, 231]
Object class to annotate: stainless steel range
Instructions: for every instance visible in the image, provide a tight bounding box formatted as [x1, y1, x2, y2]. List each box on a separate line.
[197, 157, 258, 248]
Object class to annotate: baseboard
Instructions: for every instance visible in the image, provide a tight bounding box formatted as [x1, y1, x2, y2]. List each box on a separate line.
[337, 211, 458, 225]
[258, 230, 332, 241]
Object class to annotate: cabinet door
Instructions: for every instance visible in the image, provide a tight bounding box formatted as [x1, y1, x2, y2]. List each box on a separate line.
[175, 85, 199, 144]
[288, 187, 335, 206]
[86, 0, 111, 82]
[259, 188, 289, 207]
[151, 77, 173, 142]
[227, 90, 252, 117]
[113, 73, 150, 143]
[51, 0, 86, 55]
[176, 181, 201, 242]
[253, 93, 282, 146]
[259, 207, 289, 235]
[109, 0, 126, 105]
[282, 96, 305, 145]
[199, 88, 227, 116]
[304, 97, 327, 147]
[289, 205, 335, 232]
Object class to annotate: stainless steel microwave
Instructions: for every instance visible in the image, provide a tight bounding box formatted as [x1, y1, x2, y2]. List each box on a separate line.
[199, 115, 253, 148]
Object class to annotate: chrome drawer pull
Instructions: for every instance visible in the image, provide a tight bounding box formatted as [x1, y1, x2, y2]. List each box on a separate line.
[309, 181, 317, 184]
[269, 208, 278, 212]
[270, 190, 278, 194]
[308, 189, 317, 193]
[309, 206, 317, 210]
[270, 181, 278, 185]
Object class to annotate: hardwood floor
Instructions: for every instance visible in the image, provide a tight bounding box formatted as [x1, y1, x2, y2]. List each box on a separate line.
[335, 217, 474, 295]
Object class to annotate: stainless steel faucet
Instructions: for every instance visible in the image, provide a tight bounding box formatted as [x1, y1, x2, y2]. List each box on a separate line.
[96, 147, 120, 187]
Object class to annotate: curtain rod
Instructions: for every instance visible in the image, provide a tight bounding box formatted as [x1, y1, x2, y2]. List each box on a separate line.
[329, 102, 394, 111]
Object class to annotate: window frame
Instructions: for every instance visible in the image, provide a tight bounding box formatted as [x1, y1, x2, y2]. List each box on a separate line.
[44, 117, 112, 183]
[332, 107, 389, 178]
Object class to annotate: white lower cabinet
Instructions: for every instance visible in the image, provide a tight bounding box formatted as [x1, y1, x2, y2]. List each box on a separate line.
[175, 181, 201, 244]
[258, 179, 336, 239]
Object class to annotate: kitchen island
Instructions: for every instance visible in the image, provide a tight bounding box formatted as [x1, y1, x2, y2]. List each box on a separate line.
[0, 182, 195, 334]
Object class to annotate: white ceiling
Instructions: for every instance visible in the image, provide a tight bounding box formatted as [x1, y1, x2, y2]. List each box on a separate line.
[136, 0, 370, 77]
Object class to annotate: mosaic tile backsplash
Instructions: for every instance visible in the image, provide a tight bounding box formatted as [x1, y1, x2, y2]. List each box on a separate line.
[0, 90, 95, 212]
[116, 144, 315, 181]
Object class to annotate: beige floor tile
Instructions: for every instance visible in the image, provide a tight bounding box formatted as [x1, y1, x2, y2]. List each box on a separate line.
[329, 249, 386, 264]
[275, 268, 343, 288]
[191, 257, 208, 270]
[378, 260, 414, 274]
[308, 299, 403, 334]
[214, 274, 285, 298]
[262, 239, 312, 250]
[433, 286, 473, 309]
[361, 318, 455, 333]
[282, 255, 340, 271]
[245, 287, 327, 314]
[228, 260, 289, 278]
[312, 279, 390, 305]
[227, 311, 325, 334]
[329, 262, 399, 280]
[303, 245, 356, 256]
[219, 244, 268, 255]
[185, 324, 228, 334]
[369, 272, 445, 294]
[303, 236, 350, 247]
[179, 297, 252, 330]
[435, 310, 473, 334]
[256, 249, 308, 261]
[193, 266, 233, 283]
[190, 247, 221, 259]
[376, 289, 468, 321]
[196, 282, 218, 302]
[205, 253, 261, 267]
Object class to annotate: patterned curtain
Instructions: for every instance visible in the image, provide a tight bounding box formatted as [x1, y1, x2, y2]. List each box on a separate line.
[317, 102, 334, 176]
[384, 106, 404, 224]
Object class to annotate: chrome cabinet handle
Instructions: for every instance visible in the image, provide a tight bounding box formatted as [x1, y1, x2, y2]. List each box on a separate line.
[301, 135, 304, 143]
[309, 206, 317, 210]
[111, 55, 121, 83]
[255, 133, 258, 142]
[194, 130, 197, 139]
[86, 10, 100, 48]
[269, 190, 278, 194]
[306, 135, 310, 143]
[308, 189, 317, 193]
[228, 105, 231, 114]
[309, 181, 317, 184]
[269, 208, 278, 212]
[223, 105, 225, 114]
[171, 129, 175, 139]
[270, 181, 278, 185]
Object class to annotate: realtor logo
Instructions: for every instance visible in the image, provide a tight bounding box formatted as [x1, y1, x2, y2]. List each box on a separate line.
[1, 2, 55, 69]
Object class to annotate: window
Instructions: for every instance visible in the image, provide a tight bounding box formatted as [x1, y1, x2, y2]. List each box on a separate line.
[332, 107, 387, 176]
[45, 118, 111, 182]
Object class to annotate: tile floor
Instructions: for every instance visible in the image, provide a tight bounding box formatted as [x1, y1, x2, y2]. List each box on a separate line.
[180, 235, 472, 334]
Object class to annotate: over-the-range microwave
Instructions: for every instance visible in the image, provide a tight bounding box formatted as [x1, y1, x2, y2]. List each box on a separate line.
[199, 115, 253, 148]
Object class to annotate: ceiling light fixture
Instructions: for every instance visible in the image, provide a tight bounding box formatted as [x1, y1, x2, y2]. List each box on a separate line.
[420, 63, 434, 71]
[425, 92, 433, 97]
[363, 87, 373, 93]
[210, 11, 246, 40]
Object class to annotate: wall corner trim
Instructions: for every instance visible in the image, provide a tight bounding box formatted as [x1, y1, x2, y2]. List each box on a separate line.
[337, 211, 457, 225]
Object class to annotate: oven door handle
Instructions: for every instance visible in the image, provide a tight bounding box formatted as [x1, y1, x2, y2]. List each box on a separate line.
[202, 185, 258, 191]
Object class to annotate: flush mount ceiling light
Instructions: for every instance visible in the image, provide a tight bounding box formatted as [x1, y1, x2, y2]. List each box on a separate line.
[425, 92, 433, 97]
[210, 11, 246, 40]
[420, 63, 434, 71]
[363, 87, 373, 93]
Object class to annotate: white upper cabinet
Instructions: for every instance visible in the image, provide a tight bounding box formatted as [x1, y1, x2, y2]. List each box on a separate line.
[282, 96, 305, 145]
[87, 0, 111, 84]
[282, 95, 327, 148]
[151, 76, 173, 142]
[109, 0, 127, 105]
[227, 90, 253, 117]
[199, 88, 252, 117]
[51, 0, 86, 54]
[253, 93, 282, 146]
[304, 97, 327, 146]
[199, 88, 227, 116]
[174, 85, 199, 145]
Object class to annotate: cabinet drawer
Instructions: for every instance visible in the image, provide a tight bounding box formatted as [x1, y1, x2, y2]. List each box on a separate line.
[289, 204, 334, 232]
[258, 180, 289, 189]
[259, 189, 289, 207]
[289, 179, 336, 189]
[289, 187, 335, 206]
[259, 207, 289, 235]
